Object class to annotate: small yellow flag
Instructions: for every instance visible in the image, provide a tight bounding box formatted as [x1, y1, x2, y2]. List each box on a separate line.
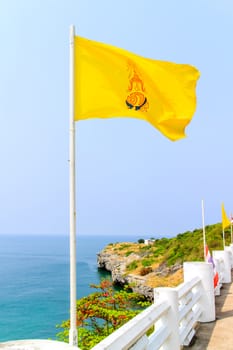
[222, 203, 231, 230]
[74, 36, 200, 141]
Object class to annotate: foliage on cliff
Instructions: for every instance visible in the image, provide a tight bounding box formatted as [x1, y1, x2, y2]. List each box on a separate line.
[103, 222, 230, 287]
[56, 279, 150, 349]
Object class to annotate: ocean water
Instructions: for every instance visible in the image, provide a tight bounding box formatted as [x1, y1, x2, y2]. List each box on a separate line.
[0, 234, 140, 342]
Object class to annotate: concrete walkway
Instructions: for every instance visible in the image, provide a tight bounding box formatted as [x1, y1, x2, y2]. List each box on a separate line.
[185, 271, 233, 350]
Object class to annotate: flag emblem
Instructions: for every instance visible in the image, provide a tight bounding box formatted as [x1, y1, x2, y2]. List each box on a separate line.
[125, 61, 149, 111]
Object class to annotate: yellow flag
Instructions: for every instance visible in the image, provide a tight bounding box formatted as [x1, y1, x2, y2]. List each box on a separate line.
[222, 203, 231, 229]
[74, 36, 200, 141]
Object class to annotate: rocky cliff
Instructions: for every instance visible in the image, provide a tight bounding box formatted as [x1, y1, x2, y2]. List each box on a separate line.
[97, 242, 182, 301]
[97, 250, 154, 300]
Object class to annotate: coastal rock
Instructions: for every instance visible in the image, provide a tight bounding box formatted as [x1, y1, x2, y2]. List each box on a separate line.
[97, 241, 183, 302]
[97, 251, 154, 300]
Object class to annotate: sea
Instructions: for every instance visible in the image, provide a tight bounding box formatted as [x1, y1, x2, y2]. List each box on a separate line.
[0, 234, 142, 342]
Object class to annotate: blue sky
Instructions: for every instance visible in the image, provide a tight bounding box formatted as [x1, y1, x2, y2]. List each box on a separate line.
[0, 0, 232, 236]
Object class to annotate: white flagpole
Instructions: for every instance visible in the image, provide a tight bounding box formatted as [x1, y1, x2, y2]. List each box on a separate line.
[202, 199, 206, 260]
[69, 24, 77, 346]
[231, 223, 233, 244]
[230, 212, 233, 244]
[222, 228, 225, 249]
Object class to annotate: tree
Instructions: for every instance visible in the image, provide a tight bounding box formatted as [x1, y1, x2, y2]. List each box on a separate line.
[138, 238, 145, 243]
[56, 279, 150, 350]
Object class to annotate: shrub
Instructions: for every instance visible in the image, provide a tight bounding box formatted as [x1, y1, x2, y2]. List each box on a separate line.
[127, 261, 138, 270]
[118, 243, 131, 250]
[125, 251, 134, 257]
[56, 280, 151, 349]
[140, 267, 153, 276]
[142, 258, 154, 267]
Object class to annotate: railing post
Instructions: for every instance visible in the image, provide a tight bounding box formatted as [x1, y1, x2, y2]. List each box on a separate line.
[224, 246, 233, 268]
[154, 287, 180, 350]
[230, 244, 233, 268]
[213, 250, 231, 283]
[183, 262, 215, 322]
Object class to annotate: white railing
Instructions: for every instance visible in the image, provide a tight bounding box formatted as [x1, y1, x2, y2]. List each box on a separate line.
[90, 246, 233, 350]
[1, 245, 232, 350]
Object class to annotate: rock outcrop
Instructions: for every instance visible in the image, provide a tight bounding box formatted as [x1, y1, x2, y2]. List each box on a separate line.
[97, 250, 154, 300]
[97, 244, 182, 302]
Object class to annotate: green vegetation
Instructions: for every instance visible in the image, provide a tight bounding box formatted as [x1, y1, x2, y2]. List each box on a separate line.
[125, 250, 134, 257]
[118, 243, 132, 250]
[56, 280, 150, 350]
[102, 222, 230, 287]
[141, 258, 155, 267]
[154, 223, 227, 265]
[150, 223, 230, 266]
[126, 260, 138, 270]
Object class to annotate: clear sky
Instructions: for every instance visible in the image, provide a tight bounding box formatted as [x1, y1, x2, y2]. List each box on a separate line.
[0, 0, 232, 237]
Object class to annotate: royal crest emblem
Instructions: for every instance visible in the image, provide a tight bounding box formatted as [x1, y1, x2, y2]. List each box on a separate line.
[126, 61, 149, 112]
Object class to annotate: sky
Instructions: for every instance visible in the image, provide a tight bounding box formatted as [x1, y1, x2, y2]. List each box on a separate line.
[0, 0, 233, 237]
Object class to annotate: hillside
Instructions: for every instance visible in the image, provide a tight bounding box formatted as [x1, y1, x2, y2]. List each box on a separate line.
[97, 223, 231, 296]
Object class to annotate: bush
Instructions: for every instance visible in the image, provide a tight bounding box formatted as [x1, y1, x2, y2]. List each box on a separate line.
[141, 258, 154, 267]
[118, 243, 131, 250]
[127, 261, 138, 270]
[140, 267, 153, 276]
[56, 280, 151, 349]
[125, 251, 134, 257]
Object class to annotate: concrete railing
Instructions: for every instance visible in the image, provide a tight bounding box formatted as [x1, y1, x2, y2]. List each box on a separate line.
[1, 245, 232, 350]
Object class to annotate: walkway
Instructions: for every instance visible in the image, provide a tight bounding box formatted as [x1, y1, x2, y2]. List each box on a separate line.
[185, 270, 233, 350]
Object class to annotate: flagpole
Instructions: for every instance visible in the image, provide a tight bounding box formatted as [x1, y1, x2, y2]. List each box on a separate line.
[222, 228, 225, 249]
[231, 212, 233, 244]
[231, 223, 233, 244]
[202, 199, 206, 260]
[69, 24, 77, 346]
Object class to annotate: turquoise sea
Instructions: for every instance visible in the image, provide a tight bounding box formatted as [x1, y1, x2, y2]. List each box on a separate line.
[0, 234, 141, 342]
